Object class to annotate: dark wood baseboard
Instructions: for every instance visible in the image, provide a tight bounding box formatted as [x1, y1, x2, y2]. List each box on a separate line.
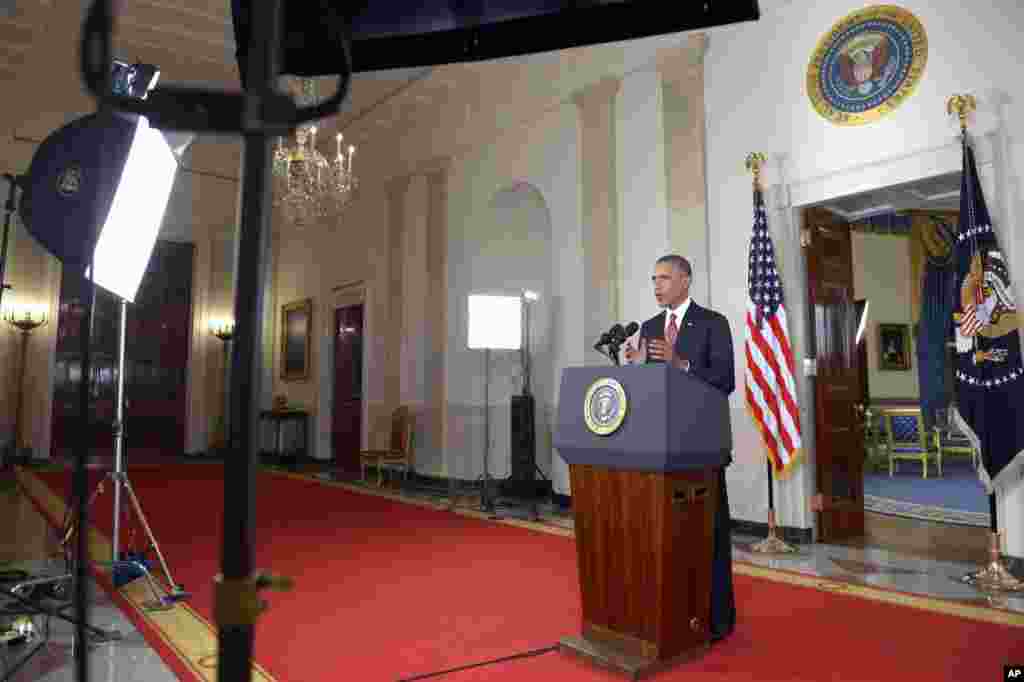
[731, 518, 813, 545]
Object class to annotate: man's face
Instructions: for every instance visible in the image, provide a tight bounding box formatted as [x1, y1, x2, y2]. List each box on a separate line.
[652, 261, 690, 309]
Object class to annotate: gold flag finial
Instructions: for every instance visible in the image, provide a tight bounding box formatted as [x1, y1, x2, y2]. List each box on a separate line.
[746, 152, 767, 190]
[946, 94, 976, 135]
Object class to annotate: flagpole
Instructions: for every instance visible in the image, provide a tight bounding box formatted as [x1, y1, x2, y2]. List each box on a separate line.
[946, 94, 1024, 593]
[746, 152, 797, 556]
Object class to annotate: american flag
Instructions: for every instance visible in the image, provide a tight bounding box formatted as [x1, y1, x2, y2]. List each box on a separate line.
[952, 137, 1024, 492]
[745, 189, 802, 474]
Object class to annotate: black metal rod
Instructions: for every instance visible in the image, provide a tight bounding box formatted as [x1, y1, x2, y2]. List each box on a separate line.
[74, 258, 98, 682]
[766, 456, 774, 511]
[217, 0, 282, 679]
[989, 492, 997, 534]
[0, 174, 18, 316]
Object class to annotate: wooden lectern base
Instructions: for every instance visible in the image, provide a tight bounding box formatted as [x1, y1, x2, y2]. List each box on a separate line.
[558, 635, 709, 680]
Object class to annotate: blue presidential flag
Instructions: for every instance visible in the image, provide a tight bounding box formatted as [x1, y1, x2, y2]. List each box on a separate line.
[952, 138, 1024, 492]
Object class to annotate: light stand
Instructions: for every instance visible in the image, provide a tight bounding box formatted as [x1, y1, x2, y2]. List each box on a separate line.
[481, 347, 496, 516]
[62, 299, 190, 610]
[71, 2, 351, 676]
[209, 320, 235, 453]
[467, 294, 523, 520]
[515, 290, 550, 522]
[3, 303, 48, 464]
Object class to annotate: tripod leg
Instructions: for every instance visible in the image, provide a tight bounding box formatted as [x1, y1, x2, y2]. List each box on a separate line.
[120, 478, 182, 594]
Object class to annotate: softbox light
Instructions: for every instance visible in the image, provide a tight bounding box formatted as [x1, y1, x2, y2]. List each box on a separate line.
[468, 294, 522, 351]
[19, 111, 180, 302]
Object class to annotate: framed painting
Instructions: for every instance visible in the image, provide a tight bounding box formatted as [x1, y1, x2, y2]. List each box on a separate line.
[281, 298, 313, 381]
[878, 323, 911, 371]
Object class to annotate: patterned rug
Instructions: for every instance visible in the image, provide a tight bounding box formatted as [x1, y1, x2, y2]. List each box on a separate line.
[864, 493, 990, 527]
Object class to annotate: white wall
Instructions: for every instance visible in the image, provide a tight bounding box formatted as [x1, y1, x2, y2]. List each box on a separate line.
[445, 105, 582, 494]
[852, 233, 920, 400]
[705, 1, 1024, 549]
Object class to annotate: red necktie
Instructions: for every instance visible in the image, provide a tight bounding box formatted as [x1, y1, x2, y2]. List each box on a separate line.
[666, 313, 679, 348]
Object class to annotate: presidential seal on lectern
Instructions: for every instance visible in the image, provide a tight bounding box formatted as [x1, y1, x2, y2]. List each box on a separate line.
[583, 377, 628, 436]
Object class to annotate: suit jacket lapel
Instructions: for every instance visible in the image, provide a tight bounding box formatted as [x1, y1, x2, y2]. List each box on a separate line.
[650, 311, 666, 338]
[675, 303, 701, 354]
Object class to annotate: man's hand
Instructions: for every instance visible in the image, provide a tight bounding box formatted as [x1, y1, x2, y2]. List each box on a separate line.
[623, 338, 645, 365]
[647, 339, 689, 371]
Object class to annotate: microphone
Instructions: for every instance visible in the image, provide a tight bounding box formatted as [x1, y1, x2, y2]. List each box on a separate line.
[620, 321, 639, 341]
[594, 323, 624, 350]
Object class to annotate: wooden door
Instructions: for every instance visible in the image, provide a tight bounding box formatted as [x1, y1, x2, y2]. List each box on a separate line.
[804, 207, 865, 541]
[332, 304, 363, 472]
[50, 241, 193, 459]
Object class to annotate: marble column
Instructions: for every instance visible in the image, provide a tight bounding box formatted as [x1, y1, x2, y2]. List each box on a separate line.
[425, 159, 451, 476]
[185, 235, 212, 455]
[658, 34, 711, 304]
[572, 76, 622, 355]
[615, 66, 670, 326]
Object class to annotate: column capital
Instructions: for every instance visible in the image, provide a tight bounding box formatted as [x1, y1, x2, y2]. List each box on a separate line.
[656, 33, 707, 85]
[572, 75, 622, 111]
[415, 155, 454, 178]
[386, 173, 413, 198]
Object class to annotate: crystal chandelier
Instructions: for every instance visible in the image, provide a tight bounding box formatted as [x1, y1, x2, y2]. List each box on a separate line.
[272, 78, 358, 226]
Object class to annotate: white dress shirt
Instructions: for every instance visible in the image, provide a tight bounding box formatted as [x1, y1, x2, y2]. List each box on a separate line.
[664, 297, 692, 339]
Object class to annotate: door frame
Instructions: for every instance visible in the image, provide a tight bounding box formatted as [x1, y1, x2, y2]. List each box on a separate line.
[768, 134, 1007, 542]
[317, 280, 372, 461]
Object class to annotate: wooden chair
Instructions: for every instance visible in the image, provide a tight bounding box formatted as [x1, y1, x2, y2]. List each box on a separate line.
[882, 407, 941, 478]
[933, 408, 979, 470]
[359, 406, 415, 487]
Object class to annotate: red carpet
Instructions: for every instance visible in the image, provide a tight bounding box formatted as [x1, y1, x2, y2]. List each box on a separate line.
[24, 464, 1024, 682]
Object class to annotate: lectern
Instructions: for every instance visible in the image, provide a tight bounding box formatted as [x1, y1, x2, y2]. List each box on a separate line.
[553, 364, 731, 679]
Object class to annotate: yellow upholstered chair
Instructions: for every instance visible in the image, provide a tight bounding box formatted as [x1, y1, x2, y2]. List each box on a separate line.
[933, 408, 979, 470]
[883, 408, 941, 478]
[359, 406, 415, 487]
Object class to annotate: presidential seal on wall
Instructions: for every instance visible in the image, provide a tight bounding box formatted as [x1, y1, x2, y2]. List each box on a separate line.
[807, 5, 927, 126]
[583, 377, 627, 436]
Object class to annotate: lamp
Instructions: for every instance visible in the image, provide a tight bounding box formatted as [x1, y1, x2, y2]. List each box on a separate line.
[209, 318, 235, 452]
[3, 299, 49, 463]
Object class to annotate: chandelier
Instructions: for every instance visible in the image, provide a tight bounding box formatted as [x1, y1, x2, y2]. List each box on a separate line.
[272, 78, 358, 226]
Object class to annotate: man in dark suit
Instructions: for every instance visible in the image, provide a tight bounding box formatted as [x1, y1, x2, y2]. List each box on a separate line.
[624, 253, 736, 643]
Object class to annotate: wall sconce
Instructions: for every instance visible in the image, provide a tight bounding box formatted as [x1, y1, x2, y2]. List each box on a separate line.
[209, 318, 235, 342]
[3, 298, 50, 463]
[3, 301, 49, 333]
[208, 318, 235, 453]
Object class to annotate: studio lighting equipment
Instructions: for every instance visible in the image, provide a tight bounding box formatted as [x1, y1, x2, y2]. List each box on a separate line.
[21, 111, 177, 301]
[111, 60, 160, 99]
[16, 58, 192, 680]
[468, 294, 523, 516]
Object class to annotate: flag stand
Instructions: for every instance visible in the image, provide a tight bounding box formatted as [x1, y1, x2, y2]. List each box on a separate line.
[744, 152, 798, 556]
[751, 457, 797, 554]
[960, 493, 1024, 592]
[945, 94, 1024, 593]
